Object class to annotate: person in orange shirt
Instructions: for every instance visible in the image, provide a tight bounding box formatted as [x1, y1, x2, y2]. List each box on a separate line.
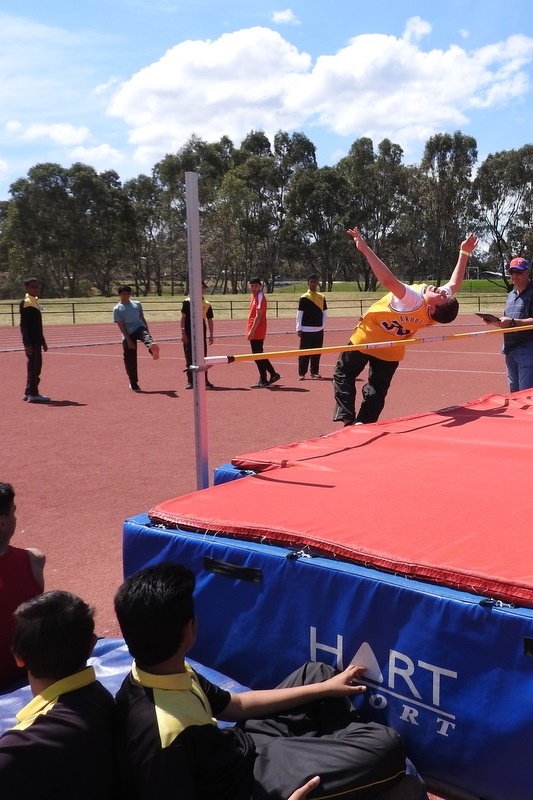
[246, 278, 281, 388]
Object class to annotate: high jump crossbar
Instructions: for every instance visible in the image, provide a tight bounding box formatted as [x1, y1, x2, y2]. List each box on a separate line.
[203, 324, 533, 366]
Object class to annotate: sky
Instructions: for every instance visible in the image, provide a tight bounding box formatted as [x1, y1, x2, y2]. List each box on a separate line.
[1, 0, 532, 201]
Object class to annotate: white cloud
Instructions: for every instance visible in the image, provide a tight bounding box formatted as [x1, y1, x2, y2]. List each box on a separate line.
[22, 124, 91, 146]
[108, 27, 311, 169]
[106, 24, 533, 168]
[69, 143, 125, 170]
[5, 120, 22, 134]
[272, 9, 300, 26]
[403, 16, 432, 43]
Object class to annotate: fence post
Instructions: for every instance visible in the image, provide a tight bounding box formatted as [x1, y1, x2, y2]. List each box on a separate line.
[72, 303, 76, 324]
[11, 303, 15, 326]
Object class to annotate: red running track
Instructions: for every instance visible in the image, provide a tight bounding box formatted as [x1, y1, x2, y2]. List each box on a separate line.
[0, 316, 508, 639]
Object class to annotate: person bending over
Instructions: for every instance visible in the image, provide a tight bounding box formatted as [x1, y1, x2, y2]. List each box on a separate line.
[333, 228, 478, 425]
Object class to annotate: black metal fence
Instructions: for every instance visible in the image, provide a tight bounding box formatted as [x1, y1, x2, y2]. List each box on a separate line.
[0, 294, 497, 326]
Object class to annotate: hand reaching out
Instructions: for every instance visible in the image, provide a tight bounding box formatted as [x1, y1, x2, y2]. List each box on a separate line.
[288, 776, 320, 800]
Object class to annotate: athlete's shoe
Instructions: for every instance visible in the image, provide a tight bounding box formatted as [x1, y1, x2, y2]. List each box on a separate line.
[129, 384, 141, 392]
[268, 373, 281, 385]
[251, 381, 269, 388]
[150, 343, 160, 360]
[26, 395, 50, 403]
[311, 373, 321, 379]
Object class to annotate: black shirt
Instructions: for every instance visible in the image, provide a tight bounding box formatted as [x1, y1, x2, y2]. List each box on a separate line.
[115, 662, 255, 800]
[0, 668, 117, 800]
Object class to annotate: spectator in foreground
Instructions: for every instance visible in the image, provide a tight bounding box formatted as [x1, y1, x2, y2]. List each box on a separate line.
[0, 482, 45, 688]
[114, 562, 416, 800]
[0, 591, 117, 799]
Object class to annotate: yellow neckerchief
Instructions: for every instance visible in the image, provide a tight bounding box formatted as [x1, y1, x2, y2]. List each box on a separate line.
[132, 661, 217, 747]
[23, 293, 41, 310]
[14, 666, 96, 730]
[185, 297, 210, 320]
[301, 289, 325, 310]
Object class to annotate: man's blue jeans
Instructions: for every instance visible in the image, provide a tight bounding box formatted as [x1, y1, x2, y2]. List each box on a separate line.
[505, 343, 533, 392]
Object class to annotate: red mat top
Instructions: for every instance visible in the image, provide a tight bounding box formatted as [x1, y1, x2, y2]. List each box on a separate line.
[150, 391, 533, 607]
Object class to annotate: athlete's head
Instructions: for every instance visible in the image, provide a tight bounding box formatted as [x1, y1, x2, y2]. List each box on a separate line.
[423, 286, 459, 324]
[13, 591, 96, 680]
[114, 562, 196, 666]
[429, 296, 459, 323]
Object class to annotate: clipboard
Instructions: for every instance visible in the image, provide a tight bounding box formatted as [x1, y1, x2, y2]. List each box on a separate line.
[475, 312, 501, 324]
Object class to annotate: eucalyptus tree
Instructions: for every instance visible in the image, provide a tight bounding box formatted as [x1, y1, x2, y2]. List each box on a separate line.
[4, 162, 137, 297]
[416, 131, 478, 284]
[214, 156, 276, 290]
[153, 135, 236, 293]
[337, 137, 411, 289]
[474, 145, 533, 278]
[67, 164, 136, 297]
[123, 174, 164, 296]
[209, 130, 318, 291]
[5, 163, 74, 296]
[271, 131, 317, 286]
[286, 165, 349, 290]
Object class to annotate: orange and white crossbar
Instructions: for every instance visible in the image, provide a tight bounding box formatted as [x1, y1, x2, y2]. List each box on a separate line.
[203, 324, 533, 366]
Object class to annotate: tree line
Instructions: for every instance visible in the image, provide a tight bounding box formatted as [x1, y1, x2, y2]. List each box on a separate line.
[0, 129, 532, 299]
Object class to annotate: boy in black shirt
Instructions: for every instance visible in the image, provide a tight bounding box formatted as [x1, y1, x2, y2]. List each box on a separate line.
[0, 591, 117, 799]
[114, 563, 412, 800]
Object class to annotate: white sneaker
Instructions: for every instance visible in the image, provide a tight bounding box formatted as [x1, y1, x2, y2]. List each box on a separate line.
[27, 395, 50, 403]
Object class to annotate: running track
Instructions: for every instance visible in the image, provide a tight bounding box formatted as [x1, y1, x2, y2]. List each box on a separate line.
[1, 315, 507, 641]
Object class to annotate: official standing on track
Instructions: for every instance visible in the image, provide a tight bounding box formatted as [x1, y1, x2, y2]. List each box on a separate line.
[19, 277, 50, 403]
[296, 275, 327, 381]
[483, 257, 533, 391]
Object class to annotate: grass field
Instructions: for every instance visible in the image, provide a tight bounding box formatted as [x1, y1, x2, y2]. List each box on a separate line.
[0, 281, 509, 327]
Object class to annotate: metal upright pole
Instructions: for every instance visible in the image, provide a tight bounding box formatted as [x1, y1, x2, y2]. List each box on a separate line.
[185, 172, 209, 490]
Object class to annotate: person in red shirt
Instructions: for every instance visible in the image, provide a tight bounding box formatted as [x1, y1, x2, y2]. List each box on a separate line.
[246, 278, 281, 388]
[0, 483, 45, 688]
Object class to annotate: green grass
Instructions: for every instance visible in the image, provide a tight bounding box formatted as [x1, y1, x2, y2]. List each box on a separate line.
[0, 281, 510, 327]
